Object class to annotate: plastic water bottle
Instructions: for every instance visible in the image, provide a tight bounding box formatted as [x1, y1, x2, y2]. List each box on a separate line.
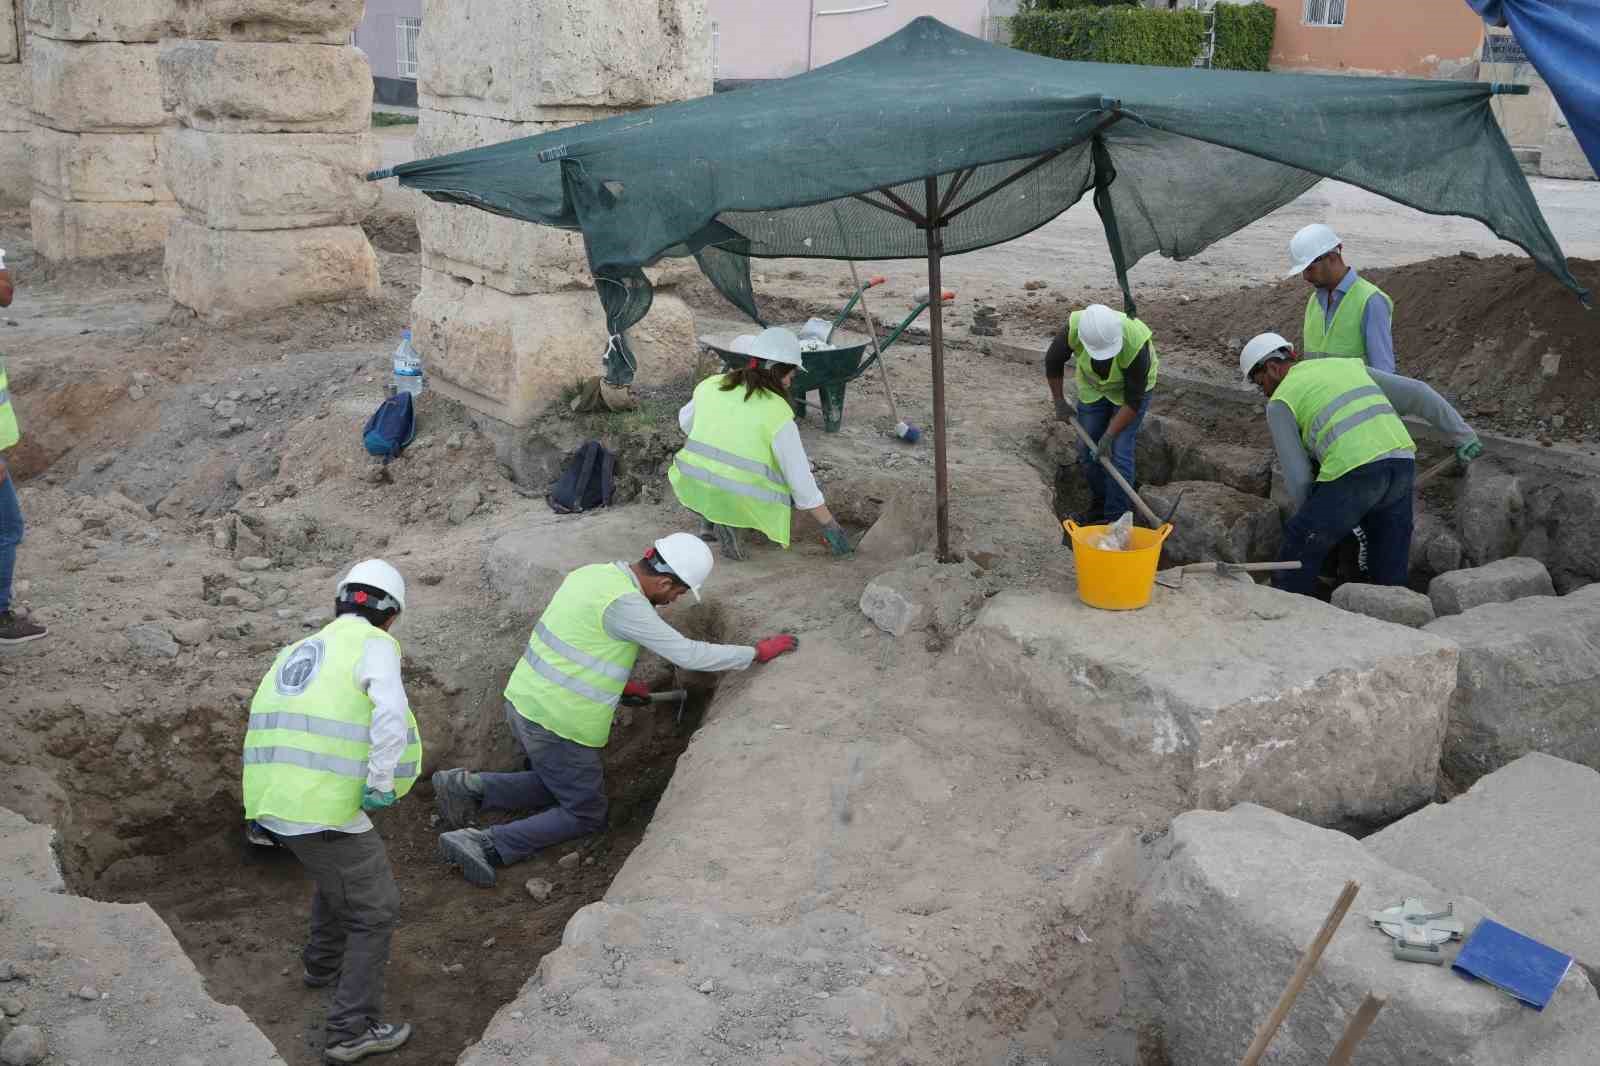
[392, 328, 423, 396]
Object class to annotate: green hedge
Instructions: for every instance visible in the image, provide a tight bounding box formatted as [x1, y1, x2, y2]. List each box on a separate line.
[1011, 3, 1276, 73]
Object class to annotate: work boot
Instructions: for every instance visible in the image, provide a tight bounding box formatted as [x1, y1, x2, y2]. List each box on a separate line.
[302, 966, 339, 989]
[439, 828, 500, 887]
[714, 523, 747, 562]
[431, 768, 480, 830]
[0, 610, 47, 645]
[697, 517, 718, 543]
[323, 1021, 412, 1064]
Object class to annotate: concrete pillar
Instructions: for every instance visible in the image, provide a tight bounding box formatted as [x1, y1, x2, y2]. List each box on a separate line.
[23, 0, 179, 257]
[411, 0, 711, 428]
[159, 2, 379, 321]
[0, 0, 29, 208]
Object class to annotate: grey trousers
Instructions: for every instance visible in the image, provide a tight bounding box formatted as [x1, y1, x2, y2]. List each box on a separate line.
[281, 828, 401, 1043]
[480, 701, 608, 865]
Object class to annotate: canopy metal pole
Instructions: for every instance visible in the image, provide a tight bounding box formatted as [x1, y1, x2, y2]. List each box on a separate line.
[924, 175, 951, 562]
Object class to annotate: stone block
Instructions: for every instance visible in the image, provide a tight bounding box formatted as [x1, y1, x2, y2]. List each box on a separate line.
[0, 62, 29, 130]
[1, 0, 16, 63]
[162, 127, 378, 230]
[1523, 480, 1600, 594]
[1424, 593, 1600, 783]
[417, 0, 710, 121]
[28, 37, 166, 132]
[31, 191, 176, 258]
[1366, 753, 1600, 978]
[410, 270, 699, 427]
[25, 0, 181, 42]
[1331, 581, 1436, 628]
[961, 580, 1457, 826]
[178, 0, 366, 44]
[1457, 465, 1523, 565]
[158, 39, 370, 134]
[1137, 804, 1600, 1066]
[859, 554, 984, 638]
[164, 217, 378, 322]
[30, 128, 169, 202]
[1171, 440, 1273, 498]
[1428, 556, 1555, 616]
[1541, 117, 1595, 181]
[1141, 480, 1281, 565]
[0, 130, 27, 207]
[854, 488, 934, 564]
[1410, 510, 1464, 584]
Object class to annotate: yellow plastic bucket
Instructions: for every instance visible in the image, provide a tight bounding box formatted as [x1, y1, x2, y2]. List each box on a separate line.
[1063, 520, 1173, 611]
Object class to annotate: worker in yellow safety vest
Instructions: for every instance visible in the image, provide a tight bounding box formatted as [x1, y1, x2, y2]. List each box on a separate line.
[241, 559, 423, 1064]
[1240, 334, 1481, 596]
[0, 247, 47, 645]
[669, 326, 853, 561]
[1289, 223, 1397, 373]
[433, 533, 799, 887]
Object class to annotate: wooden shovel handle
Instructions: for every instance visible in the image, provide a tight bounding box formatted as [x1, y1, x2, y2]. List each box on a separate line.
[1326, 993, 1386, 1066]
[1414, 454, 1458, 491]
[1238, 880, 1361, 1066]
[1066, 417, 1164, 529]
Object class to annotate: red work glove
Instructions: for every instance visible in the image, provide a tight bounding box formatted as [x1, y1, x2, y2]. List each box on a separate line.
[754, 634, 799, 664]
[622, 680, 651, 699]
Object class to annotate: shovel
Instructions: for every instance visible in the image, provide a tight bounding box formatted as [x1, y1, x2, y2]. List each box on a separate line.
[1065, 416, 1165, 529]
[1155, 560, 1302, 589]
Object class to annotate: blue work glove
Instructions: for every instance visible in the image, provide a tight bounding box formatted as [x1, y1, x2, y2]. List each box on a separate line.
[821, 521, 854, 557]
[361, 787, 397, 811]
[1456, 436, 1483, 465]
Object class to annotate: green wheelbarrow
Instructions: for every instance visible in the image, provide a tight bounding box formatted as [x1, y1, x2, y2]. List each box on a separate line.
[699, 278, 956, 432]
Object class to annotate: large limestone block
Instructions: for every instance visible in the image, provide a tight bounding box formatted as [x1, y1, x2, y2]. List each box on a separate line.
[0, 130, 27, 207]
[1, 0, 17, 63]
[28, 37, 166, 132]
[1331, 581, 1436, 628]
[411, 270, 699, 427]
[162, 126, 378, 230]
[960, 581, 1457, 826]
[1424, 592, 1600, 783]
[1458, 464, 1523, 565]
[1524, 479, 1600, 594]
[1138, 804, 1600, 1066]
[25, 0, 181, 42]
[1142, 480, 1282, 565]
[179, 0, 366, 44]
[31, 191, 176, 258]
[417, 0, 711, 121]
[1366, 753, 1600, 978]
[159, 39, 370, 134]
[165, 217, 378, 322]
[31, 128, 169, 202]
[0, 61, 29, 131]
[1541, 115, 1595, 181]
[1428, 555, 1555, 616]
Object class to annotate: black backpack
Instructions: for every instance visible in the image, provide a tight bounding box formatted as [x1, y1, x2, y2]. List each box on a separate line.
[548, 440, 615, 514]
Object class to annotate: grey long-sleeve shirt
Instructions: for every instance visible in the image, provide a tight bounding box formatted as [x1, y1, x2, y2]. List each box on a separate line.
[1268, 370, 1475, 512]
[600, 562, 756, 672]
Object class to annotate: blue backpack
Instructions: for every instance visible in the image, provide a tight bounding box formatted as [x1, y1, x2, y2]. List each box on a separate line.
[363, 391, 416, 461]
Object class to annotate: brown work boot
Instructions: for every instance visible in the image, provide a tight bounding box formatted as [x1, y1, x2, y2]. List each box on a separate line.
[0, 610, 47, 645]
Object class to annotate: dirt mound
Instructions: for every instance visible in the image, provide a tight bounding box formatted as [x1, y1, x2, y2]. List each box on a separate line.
[1136, 255, 1600, 442]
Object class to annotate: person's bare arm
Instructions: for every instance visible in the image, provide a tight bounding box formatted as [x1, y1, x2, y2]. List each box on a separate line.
[0, 268, 13, 308]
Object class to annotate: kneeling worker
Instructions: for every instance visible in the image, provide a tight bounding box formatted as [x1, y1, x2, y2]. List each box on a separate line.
[242, 560, 423, 1064]
[1240, 333, 1481, 595]
[434, 533, 799, 886]
[1044, 303, 1158, 524]
[670, 326, 852, 561]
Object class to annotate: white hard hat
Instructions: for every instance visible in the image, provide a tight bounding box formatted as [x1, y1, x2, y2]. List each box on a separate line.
[748, 327, 805, 370]
[651, 532, 714, 603]
[729, 334, 758, 355]
[1078, 304, 1125, 362]
[1286, 223, 1341, 278]
[338, 558, 406, 611]
[1240, 332, 1294, 382]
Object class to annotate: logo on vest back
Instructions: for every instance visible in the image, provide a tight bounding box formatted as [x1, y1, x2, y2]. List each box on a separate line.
[275, 638, 326, 696]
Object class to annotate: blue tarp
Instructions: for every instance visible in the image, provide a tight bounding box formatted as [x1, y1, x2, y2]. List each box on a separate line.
[1467, 0, 1600, 176]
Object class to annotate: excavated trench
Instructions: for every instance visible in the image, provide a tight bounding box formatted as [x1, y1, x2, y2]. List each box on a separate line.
[65, 675, 719, 1065]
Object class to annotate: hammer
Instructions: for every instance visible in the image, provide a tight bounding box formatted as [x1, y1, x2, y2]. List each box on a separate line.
[620, 689, 689, 726]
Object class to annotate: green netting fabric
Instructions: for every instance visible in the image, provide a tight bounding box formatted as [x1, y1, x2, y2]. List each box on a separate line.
[385, 16, 1586, 382]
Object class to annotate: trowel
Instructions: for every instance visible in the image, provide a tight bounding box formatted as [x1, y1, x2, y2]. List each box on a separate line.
[1154, 560, 1302, 589]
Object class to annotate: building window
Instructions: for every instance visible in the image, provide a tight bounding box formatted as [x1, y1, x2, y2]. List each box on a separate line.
[396, 17, 421, 79]
[1303, 0, 1346, 26]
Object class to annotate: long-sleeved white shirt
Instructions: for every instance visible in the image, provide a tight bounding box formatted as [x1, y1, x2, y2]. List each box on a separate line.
[256, 631, 413, 837]
[601, 562, 756, 672]
[678, 400, 826, 510]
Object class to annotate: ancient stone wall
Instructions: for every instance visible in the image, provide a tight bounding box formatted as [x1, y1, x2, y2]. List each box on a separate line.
[159, 1, 379, 321]
[412, 0, 712, 427]
[0, 0, 28, 207]
[23, 0, 178, 256]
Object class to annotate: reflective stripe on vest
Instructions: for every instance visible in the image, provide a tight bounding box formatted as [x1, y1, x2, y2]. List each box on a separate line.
[1302, 277, 1392, 362]
[1069, 310, 1159, 407]
[0, 359, 17, 452]
[241, 616, 424, 825]
[503, 563, 641, 748]
[668, 374, 797, 547]
[1272, 360, 1415, 484]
